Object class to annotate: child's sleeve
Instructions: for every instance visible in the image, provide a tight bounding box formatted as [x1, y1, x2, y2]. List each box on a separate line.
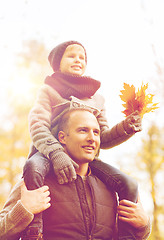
[96, 99, 134, 149]
[29, 85, 79, 184]
[28, 84, 65, 158]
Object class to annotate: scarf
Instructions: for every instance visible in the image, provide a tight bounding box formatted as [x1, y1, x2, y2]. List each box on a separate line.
[45, 72, 101, 99]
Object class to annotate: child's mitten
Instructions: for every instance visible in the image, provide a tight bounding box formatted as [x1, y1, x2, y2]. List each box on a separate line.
[50, 150, 79, 184]
[123, 110, 142, 134]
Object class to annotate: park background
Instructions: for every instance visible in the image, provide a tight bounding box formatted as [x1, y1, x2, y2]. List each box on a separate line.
[0, 0, 164, 239]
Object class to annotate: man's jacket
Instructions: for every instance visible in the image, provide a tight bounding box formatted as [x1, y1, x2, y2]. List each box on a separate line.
[43, 172, 117, 240]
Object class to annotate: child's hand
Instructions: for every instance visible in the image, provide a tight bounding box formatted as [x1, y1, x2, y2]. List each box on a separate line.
[20, 181, 51, 214]
[123, 110, 142, 134]
[50, 150, 79, 184]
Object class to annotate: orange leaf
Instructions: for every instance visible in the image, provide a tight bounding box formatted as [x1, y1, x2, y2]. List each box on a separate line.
[120, 83, 135, 103]
[120, 83, 159, 118]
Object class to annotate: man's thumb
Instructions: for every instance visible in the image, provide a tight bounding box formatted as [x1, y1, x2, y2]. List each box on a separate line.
[20, 180, 28, 194]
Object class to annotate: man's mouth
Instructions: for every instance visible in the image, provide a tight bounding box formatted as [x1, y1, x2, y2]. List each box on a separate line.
[71, 65, 82, 70]
[82, 145, 95, 151]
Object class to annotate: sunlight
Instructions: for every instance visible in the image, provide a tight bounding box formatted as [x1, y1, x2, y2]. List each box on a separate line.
[9, 70, 33, 99]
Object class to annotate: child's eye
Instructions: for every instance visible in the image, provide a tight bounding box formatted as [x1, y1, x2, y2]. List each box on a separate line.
[80, 55, 85, 60]
[68, 55, 74, 58]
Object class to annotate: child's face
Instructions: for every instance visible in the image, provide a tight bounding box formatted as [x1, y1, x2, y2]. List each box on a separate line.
[60, 44, 86, 76]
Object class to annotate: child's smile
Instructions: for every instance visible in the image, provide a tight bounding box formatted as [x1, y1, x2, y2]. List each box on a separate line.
[60, 44, 86, 76]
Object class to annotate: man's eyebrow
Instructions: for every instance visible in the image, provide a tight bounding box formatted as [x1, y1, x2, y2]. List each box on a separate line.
[76, 126, 88, 130]
[76, 126, 100, 132]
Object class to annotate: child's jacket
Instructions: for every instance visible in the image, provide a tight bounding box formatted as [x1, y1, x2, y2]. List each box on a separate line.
[28, 72, 133, 159]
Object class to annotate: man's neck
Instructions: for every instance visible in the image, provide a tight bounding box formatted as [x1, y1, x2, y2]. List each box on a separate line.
[76, 163, 89, 176]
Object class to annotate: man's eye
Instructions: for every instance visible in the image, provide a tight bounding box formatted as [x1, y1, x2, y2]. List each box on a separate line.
[81, 129, 86, 132]
[94, 130, 100, 136]
[80, 128, 87, 132]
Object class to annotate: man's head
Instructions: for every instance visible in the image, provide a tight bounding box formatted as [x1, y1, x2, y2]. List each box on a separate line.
[58, 109, 100, 166]
[48, 41, 87, 75]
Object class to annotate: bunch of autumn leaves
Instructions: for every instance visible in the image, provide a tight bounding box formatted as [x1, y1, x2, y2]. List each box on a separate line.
[120, 83, 159, 118]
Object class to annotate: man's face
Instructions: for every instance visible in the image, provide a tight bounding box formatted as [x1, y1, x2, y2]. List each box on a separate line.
[59, 44, 86, 76]
[59, 110, 100, 165]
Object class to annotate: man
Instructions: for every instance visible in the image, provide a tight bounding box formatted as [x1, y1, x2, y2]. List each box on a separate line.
[42, 108, 151, 239]
[0, 109, 150, 240]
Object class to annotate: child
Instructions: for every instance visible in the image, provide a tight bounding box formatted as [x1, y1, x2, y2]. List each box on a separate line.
[22, 41, 142, 239]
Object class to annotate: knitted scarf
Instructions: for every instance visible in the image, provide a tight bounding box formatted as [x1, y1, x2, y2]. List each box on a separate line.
[45, 72, 101, 99]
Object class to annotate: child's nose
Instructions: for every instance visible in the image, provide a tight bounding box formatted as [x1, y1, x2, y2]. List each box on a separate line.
[75, 56, 80, 62]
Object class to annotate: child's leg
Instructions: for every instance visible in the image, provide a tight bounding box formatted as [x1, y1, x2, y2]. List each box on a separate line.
[23, 151, 51, 190]
[90, 159, 138, 239]
[89, 159, 138, 202]
[22, 151, 51, 239]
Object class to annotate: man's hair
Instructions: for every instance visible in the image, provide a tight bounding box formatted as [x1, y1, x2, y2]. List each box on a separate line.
[57, 108, 94, 134]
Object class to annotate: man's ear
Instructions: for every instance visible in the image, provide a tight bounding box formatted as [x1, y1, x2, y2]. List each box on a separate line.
[58, 131, 66, 145]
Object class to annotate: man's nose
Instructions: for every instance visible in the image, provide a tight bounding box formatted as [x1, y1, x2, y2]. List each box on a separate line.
[87, 131, 95, 142]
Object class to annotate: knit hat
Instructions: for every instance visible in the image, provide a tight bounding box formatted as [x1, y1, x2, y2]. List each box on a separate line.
[48, 41, 87, 72]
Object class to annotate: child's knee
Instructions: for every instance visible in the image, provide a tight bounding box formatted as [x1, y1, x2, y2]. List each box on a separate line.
[23, 154, 48, 190]
[127, 177, 138, 193]
[122, 176, 138, 202]
[23, 153, 44, 175]
[23, 153, 50, 179]
[24, 158, 38, 174]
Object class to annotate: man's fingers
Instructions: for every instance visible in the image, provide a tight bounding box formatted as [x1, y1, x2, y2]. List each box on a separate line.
[45, 197, 51, 205]
[39, 185, 49, 193]
[118, 215, 132, 223]
[20, 180, 28, 193]
[43, 189, 50, 198]
[46, 202, 51, 209]
[117, 206, 133, 215]
[119, 199, 135, 207]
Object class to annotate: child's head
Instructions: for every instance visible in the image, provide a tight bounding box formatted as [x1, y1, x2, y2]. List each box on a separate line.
[48, 41, 87, 76]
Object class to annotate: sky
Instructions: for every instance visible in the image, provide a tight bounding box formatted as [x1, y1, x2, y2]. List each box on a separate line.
[1, 0, 163, 109]
[0, 0, 163, 146]
[0, 0, 164, 211]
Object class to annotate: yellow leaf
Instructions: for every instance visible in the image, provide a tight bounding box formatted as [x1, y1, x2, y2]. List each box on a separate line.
[120, 83, 159, 118]
[120, 83, 135, 102]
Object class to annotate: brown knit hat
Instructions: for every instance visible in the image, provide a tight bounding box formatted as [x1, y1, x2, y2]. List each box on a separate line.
[48, 41, 87, 72]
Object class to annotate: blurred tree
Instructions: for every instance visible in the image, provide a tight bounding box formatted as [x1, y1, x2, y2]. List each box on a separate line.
[136, 124, 164, 240]
[0, 39, 50, 208]
[141, 0, 164, 100]
[0, 107, 30, 206]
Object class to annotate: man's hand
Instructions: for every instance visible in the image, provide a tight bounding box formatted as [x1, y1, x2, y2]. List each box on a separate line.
[123, 110, 142, 134]
[20, 181, 51, 214]
[117, 196, 149, 229]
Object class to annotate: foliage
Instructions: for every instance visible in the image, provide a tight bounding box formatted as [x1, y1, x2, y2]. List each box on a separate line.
[0, 103, 31, 207]
[0, 39, 49, 208]
[120, 83, 159, 118]
[136, 124, 164, 240]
